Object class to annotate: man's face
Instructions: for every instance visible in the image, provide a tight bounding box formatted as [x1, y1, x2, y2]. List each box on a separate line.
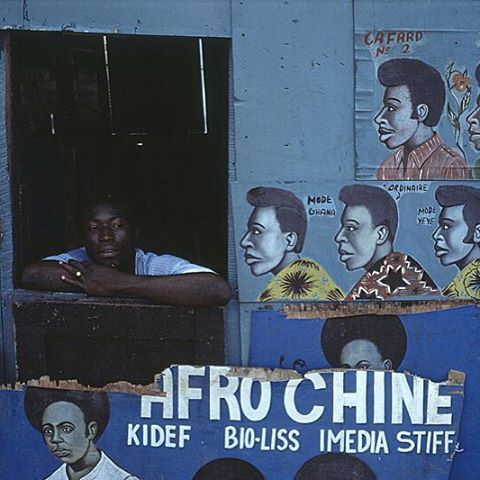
[373, 85, 420, 150]
[335, 205, 381, 271]
[432, 205, 474, 266]
[84, 203, 135, 268]
[340, 339, 391, 370]
[41, 401, 95, 465]
[240, 206, 291, 276]
[466, 95, 480, 150]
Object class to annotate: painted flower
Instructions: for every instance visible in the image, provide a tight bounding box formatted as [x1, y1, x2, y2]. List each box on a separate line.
[452, 73, 471, 92]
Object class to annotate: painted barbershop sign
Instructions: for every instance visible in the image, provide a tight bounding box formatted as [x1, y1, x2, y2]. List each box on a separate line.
[1, 366, 464, 479]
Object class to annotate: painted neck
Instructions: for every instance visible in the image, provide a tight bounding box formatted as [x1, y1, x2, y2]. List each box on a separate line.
[365, 242, 393, 272]
[456, 244, 480, 271]
[404, 125, 434, 151]
[66, 445, 101, 480]
[271, 252, 300, 276]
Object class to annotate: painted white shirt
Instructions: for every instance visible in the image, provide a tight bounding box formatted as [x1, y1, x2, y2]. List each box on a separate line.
[44, 451, 139, 480]
[44, 248, 214, 275]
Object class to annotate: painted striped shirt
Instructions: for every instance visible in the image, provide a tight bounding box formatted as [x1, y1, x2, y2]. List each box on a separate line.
[376, 133, 470, 180]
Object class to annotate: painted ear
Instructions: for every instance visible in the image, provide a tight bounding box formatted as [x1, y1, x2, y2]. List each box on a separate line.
[415, 103, 429, 122]
[285, 231, 298, 252]
[474, 224, 480, 244]
[384, 358, 393, 370]
[87, 421, 98, 440]
[375, 225, 389, 245]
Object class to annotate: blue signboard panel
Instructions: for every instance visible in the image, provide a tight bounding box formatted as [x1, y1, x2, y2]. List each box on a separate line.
[249, 304, 479, 478]
[0, 366, 464, 479]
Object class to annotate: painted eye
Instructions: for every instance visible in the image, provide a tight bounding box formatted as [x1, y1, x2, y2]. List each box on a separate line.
[42, 427, 53, 437]
[345, 225, 356, 232]
[252, 228, 261, 235]
[386, 105, 397, 112]
[442, 225, 450, 230]
[61, 425, 74, 434]
[87, 225, 98, 231]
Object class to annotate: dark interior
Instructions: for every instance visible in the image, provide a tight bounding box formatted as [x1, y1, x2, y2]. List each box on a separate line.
[9, 31, 230, 283]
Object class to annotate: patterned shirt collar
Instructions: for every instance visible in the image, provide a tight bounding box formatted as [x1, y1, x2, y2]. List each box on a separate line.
[393, 133, 442, 171]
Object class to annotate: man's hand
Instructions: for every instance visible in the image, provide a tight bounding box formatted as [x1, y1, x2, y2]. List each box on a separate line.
[59, 260, 126, 297]
[22, 259, 231, 306]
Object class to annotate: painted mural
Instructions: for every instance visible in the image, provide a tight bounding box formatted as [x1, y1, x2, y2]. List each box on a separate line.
[233, 181, 480, 302]
[249, 304, 480, 479]
[354, 23, 480, 180]
[0, 366, 465, 479]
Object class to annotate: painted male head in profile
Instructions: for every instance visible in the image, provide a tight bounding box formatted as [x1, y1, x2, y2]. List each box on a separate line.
[335, 184, 438, 300]
[433, 185, 480, 299]
[321, 314, 407, 371]
[294, 453, 377, 480]
[240, 186, 344, 302]
[240, 187, 307, 277]
[374, 58, 467, 180]
[24, 387, 138, 480]
[335, 185, 397, 272]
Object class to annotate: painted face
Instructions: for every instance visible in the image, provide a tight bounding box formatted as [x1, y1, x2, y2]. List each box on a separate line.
[466, 95, 480, 150]
[84, 203, 135, 269]
[41, 401, 95, 465]
[373, 85, 419, 150]
[335, 205, 381, 271]
[240, 206, 291, 276]
[432, 205, 474, 266]
[340, 339, 391, 370]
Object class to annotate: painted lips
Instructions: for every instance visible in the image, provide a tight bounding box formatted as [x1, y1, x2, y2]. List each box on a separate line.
[433, 245, 448, 257]
[468, 129, 480, 144]
[338, 249, 353, 261]
[244, 253, 261, 265]
[378, 127, 395, 142]
[52, 449, 71, 458]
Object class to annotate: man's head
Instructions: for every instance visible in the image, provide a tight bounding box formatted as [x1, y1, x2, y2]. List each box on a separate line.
[321, 315, 407, 370]
[335, 185, 397, 271]
[193, 458, 264, 480]
[24, 388, 110, 465]
[374, 58, 445, 150]
[240, 187, 307, 276]
[294, 453, 377, 480]
[433, 185, 480, 268]
[81, 198, 137, 269]
[466, 63, 480, 150]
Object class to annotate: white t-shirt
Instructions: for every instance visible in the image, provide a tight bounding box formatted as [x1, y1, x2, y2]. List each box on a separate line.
[44, 451, 139, 480]
[44, 248, 214, 276]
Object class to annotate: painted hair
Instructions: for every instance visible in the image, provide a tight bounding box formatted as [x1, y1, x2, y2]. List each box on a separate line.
[377, 58, 445, 127]
[246, 187, 307, 252]
[435, 185, 480, 243]
[193, 458, 264, 480]
[24, 387, 110, 441]
[294, 453, 377, 480]
[338, 185, 398, 242]
[321, 314, 407, 370]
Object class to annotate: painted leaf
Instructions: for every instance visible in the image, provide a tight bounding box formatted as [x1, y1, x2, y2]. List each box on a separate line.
[460, 89, 471, 114]
[447, 103, 458, 127]
[445, 61, 454, 80]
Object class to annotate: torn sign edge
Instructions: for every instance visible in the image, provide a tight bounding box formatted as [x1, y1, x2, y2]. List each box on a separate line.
[0, 365, 465, 393]
[279, 299, 478, 320]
